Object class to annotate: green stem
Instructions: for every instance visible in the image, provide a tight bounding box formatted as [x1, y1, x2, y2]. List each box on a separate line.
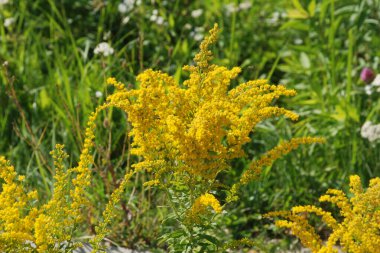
[164, 188, 194, 251]
[330, 0, 336, 89]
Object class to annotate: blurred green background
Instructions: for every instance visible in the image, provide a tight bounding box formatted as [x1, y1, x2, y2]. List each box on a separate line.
[1, 0, 380, 251]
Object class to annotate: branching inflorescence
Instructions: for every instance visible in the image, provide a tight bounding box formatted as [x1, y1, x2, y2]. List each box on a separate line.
[105, 24, 323, 206]
[266, 175, 380, 253]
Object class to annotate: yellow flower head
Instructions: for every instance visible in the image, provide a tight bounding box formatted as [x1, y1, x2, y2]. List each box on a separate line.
[186, 193, 222, 223]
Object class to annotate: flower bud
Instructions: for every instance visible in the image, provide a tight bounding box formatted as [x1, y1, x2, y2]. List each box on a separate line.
[360, 67, 376, 84]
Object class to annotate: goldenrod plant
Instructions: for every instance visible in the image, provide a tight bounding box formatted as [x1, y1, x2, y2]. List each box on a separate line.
[266, 175, 380, 253]
[0, 24, 323, 252]
[103, 24, 323, 251]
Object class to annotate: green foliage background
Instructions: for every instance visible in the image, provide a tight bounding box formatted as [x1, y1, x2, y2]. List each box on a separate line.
[1, 0, 380, 251]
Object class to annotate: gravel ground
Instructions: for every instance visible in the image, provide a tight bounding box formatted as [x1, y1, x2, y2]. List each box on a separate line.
[73, 243, 344, 253]
[74, 245, 343, 253]
[74, 244, 150, 253]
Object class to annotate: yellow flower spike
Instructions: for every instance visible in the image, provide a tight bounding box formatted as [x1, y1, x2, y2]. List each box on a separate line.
[91, 171, 134, 252]
[143, 179, 160, 187]
[349, 174, 363, 199]
[240, 137, 325, 185]
[291, 205, 338, 229]
[268, 175, 380, 253]
[0, 101, 112, 250]
[193, 23, 219, 70]
[0, 156, 38, 250]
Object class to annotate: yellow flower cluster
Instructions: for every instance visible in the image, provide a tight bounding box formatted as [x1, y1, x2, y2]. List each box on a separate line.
[0, 105, 107, 251]
[105, 24, 305, 183]
[187, 193, 222, 223]
[266, 175, 380, 253]
[0, 156, 38, 252]
[103, 24, 323, 223]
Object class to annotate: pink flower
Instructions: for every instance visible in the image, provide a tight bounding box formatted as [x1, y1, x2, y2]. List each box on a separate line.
[360, 67, 376, 84]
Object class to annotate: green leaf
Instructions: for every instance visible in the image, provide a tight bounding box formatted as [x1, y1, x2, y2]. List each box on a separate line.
[308, 0, 316, 17]
[319, 0, 330, 23]
[174, 66, 182, 83]
[198, 234, 220, 246]
[168, 14, 175, 28]
[331, 105, 346, 122]
[287, 9, 309, 19]
[181, 39, 188, 55]
[290, 0, 309, 18]
[168, 231, 185, 239]
[299, 52, 311, 69]
[39, 88, 50, 109]
[280, 20, 310, 31]
[292, 0, 307, 13]
[347, 104, 359, 123]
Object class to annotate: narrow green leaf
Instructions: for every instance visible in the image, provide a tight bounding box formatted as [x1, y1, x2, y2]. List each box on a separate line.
[308, 0, 316, 17]
[280, 20, 310, 31]
[291, 0, 309, 17]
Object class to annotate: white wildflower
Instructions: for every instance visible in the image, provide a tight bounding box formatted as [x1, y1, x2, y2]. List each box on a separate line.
[118, 0, 141, 13]
[238, 1, 252, 10]
[184, 23, 192, 30]
[124, 0, 138, 6]
[294, 38, 303, 45]
[94, 42, 114, 57]
[193, 33, 203, 41]
[155, 16, 164, 26]
[118, 3, 128, 13]
[4, 17, 15, 27]
[150, 10, 158, 21]
[267, 11, 280, 24]
[371, 74, 380, 86]
[150, 15, 157, 22]
[194, 27, 204, 33]
[95, 91, 103, 98]
[190, 27, 204, 41]
[361, 121, 380, 142]
[191, 9, 203, 18]
[363, 74, 380, 95]
[361, 121, 372, 138]
[150, 10, 164, 26]
[224, 3, 238, 15]
[122, 16, 130, 25]
[365, 85, 372, 95]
